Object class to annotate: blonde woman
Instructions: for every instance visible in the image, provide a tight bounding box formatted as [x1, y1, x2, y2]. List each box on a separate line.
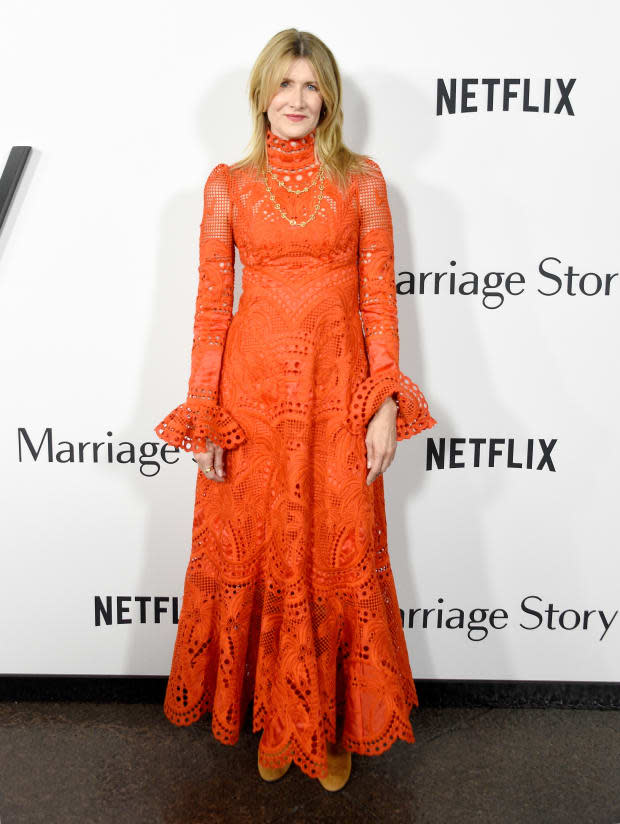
[155, 28, 437, 792]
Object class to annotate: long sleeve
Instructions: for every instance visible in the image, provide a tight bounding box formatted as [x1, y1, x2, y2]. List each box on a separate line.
[345, 158, 437, 440]
[154, 163, 246, 452]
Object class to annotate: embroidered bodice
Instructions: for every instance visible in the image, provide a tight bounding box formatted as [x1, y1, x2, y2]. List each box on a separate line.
[154, 125, 436, 451]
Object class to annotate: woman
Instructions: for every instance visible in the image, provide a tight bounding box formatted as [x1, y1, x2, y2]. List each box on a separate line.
[154, 28, 437, 792]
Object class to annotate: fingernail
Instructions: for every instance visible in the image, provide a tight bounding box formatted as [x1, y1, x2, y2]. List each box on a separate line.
[217, 468, 223, 476]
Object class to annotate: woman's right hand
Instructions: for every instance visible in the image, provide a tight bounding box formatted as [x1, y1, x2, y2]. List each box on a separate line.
[194, 438, 227, 482]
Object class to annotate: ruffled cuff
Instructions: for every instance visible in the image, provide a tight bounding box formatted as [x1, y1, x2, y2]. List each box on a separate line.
[345, 369, 437, 440]
[154, 400, 247, 452]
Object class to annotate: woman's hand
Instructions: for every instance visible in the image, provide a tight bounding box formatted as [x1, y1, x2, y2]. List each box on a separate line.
[365, 395, 398, 485]
[194, 438, 227, 482]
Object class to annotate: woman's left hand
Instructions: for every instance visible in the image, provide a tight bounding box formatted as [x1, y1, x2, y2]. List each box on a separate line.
[365, 395, 398, 485]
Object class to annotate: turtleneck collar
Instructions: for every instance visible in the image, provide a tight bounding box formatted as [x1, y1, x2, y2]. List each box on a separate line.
[265, 125, 318, 171]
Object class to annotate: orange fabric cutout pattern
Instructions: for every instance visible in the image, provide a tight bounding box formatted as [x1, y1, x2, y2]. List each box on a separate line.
[154, 126, 437, 780]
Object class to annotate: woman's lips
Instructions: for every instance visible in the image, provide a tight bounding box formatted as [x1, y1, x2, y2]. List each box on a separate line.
[286, 115, 306, 121]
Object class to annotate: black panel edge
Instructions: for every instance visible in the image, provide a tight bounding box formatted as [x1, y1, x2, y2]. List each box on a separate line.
[0, 676, 618, 709]
[0, 146, 32, 234]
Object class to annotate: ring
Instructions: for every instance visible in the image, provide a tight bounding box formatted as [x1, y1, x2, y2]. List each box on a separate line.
[203, 466, 213, 473]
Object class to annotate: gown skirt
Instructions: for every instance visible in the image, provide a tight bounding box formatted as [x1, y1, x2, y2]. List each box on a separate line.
[154, 133, 437, 780]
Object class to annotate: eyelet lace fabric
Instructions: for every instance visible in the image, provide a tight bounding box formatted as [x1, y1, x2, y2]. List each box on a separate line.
[154, 125, 437, 780]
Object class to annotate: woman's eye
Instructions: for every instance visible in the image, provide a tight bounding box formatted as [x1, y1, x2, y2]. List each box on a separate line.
[280, 81, 319, 91]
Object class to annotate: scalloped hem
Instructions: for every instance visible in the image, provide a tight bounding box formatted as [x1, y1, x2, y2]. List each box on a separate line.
[163, 691, 418, 781]
[345, 369, 438, 440]
[154, 400, 247, 452]
[252, 708, 417, 780]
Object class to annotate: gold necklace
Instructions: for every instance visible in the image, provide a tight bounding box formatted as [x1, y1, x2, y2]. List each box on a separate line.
[267, 163, 323, 194]
[262, 164, 325, 227]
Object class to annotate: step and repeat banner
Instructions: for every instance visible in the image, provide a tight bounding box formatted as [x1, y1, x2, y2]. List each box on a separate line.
[1, 1, 618, 682]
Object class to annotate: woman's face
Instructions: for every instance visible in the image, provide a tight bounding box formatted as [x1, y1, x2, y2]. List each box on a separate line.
[266, 57, 324, 141]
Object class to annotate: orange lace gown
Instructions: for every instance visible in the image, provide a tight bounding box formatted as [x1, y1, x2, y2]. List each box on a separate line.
[154, 126, 437, 780]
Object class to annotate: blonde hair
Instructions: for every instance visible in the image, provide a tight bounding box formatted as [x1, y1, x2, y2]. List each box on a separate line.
[230, 28, 380, 191]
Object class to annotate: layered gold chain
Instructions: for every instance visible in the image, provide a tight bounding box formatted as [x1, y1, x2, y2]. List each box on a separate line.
[261, 163, 326, 227]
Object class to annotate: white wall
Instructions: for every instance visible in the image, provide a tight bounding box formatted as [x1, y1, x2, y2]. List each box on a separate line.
[1, 0, 618, 679]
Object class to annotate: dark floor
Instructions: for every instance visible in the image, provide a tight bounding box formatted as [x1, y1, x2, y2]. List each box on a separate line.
[1, 699, 619, 823]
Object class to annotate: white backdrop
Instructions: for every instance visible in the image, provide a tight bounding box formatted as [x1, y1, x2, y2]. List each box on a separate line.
[1, 0, 618, 681]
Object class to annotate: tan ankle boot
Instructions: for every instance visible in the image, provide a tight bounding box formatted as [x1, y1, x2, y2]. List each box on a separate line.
[257, 733, 293, 782]
[318, 740, 352, 791]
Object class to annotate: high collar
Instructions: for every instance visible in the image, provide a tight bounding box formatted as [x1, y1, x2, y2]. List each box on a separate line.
[265, 125, 318, 170]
